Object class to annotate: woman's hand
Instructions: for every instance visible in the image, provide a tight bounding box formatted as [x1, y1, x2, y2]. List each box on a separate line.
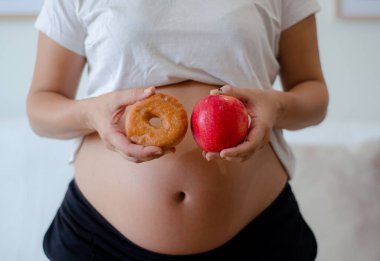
[203, 85, 281, 162]
[85, 87, 174, 163]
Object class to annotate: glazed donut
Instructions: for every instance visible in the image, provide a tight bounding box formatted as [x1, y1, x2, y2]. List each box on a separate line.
[125, 93, 188, 148]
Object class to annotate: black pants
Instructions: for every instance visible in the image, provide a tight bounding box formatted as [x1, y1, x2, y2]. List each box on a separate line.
[43, 179, 317, 261]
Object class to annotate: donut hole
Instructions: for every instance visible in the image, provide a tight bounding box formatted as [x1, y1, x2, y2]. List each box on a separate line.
[149, 116, 162, 128]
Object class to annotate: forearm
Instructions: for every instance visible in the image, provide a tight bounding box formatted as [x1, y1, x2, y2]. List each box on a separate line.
[274, 80, 329, 130]
[27, 91, 94, 139]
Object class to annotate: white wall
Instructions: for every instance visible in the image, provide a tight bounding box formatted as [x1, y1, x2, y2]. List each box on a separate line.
[0, 18, 38, 119]
[317, 0, 380, 124]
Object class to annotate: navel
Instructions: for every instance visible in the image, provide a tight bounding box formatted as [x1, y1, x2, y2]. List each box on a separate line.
[175, 191, 187, 203]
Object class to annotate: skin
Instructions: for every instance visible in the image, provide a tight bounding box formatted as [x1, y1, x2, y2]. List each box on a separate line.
[27, 14, 328, 254]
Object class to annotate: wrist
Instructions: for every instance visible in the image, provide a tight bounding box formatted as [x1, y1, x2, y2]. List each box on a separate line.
[268, 89, 294, 129]
[78, 97, 97, 132]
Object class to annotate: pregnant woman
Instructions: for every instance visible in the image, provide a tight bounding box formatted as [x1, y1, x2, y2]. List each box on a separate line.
[27, 1, 328, 260]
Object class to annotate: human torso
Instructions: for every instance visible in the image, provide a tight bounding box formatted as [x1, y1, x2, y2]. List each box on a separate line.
[74, 81, 288, 255]
[74, 1, 290, 254]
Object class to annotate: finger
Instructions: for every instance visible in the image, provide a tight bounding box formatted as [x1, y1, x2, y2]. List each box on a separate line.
[115, 152, 141, 163]
[217, 85, 250, 103]
[111, 106, 128, 125]
[221, 127, 270, 159]
[219, 124, 262, 158]
[204, 151, 222, 161]
[223, 156, 248, 162]
[142, 147, 175, 161]
[127, 143, 165, 159]
[220, 140, 255, 159]
[115, 86, 156, 108]
[117, 151, 158, 163]
[203, 151, 248, 162]
[125, 146, 175, 162]
[210, 87, 224, 95]
[105, 123, 176, 161]
[109, 130, 162, 159]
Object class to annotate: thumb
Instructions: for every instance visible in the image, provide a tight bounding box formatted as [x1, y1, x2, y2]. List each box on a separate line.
[116, 86, 156, 107]
[211, 85, 249, 102]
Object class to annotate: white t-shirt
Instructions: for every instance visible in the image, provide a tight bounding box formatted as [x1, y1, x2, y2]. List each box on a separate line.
[35, 0, 320, 178]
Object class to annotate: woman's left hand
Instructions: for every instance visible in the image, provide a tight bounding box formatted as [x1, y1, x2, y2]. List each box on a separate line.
[203, 85, 281, 162]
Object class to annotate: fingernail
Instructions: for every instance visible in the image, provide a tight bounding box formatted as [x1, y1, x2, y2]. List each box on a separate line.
[144, 86, 155, 94]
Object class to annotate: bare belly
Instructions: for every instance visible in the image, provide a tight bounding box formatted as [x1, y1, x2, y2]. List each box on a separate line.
[74, 80, 288, 255]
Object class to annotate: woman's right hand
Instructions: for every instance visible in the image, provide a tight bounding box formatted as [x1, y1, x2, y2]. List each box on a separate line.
[85, 86, 174, 163]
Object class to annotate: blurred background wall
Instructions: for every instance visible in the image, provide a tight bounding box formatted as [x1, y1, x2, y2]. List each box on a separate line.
[1, 0, 379, 260]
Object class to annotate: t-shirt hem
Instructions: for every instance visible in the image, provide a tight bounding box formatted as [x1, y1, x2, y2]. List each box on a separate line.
[68, 137, 85, 164]
[270, 130, 295, 179]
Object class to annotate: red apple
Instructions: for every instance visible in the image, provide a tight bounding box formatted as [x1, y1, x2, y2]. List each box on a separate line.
[191, 94, 249, 152]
